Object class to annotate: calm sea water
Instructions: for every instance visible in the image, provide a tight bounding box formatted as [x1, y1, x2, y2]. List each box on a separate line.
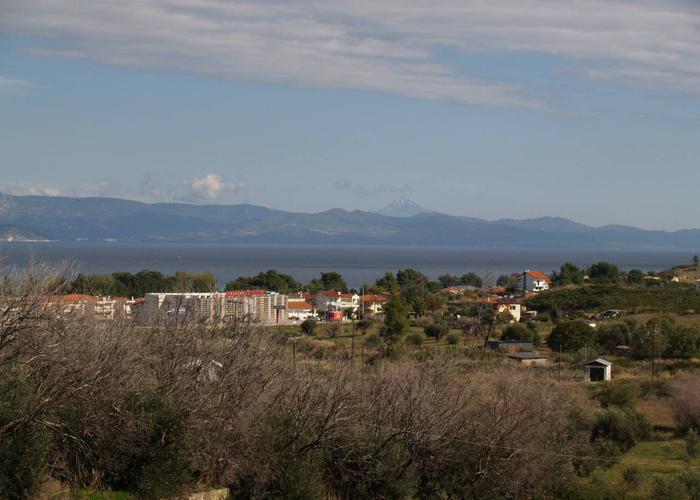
[0, 242, 692, 289]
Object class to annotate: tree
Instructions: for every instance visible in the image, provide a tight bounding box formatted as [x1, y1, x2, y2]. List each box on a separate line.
[396, 269, 429, 289]
[460, 272, 483, 288]
[301, 318, 317, 336]
[438, 274, 460, 287]
[496, 274, 518, 290]
[694, 255, 699, 267]
[588, 262, 620, 284]
[424, 323, 449, 341]
[547, 321, 597, 352]
[626, 269, 644, 285]
[597, 322, 632, 353]
[552, 262, 585, 286]
[380, 296, 410, 346]
[226, 269, 301, 293]
[375, 272, 398, 292]
[304, 272, 347, 293]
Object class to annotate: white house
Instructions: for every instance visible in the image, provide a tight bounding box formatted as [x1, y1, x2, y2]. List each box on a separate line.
[360, 294, 387, 315]
[479, 298, 522, 322]
[314, 291, 360, 314]
[514, 270, 551, 293]
[286, 301, 315, 321]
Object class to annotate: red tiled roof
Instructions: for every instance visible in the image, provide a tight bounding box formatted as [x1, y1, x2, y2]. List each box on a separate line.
[526, 270, 550, 281]
[361, 294, 387, 303]
[287, 302, 313, 310]
[54, 294, 100, 303]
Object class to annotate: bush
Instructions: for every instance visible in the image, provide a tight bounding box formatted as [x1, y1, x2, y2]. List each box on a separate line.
[594, 380, 639, 409]
[364, 334, 383, 349]
[356, 319, 373, 333]
[501, 323, 540, 346]
[621, 465, 642, 488]
[424, 323, 448, 340]
[405, 332, 425, 347]
[301, 318, 317, 336]
[688, 429, 700, 459]
[0, 376, 48, 500]
[591, 407, 650, 452]
[445, 333, 460, 345]
[670, 374, 700, 434]
[651, 470, 700, 499]
[63, 390, 195, 499]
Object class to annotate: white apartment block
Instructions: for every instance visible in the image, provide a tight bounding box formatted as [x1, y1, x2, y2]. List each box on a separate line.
[144, 290, 288, 324]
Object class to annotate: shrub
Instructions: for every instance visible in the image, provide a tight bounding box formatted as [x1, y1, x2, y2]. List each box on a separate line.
[591, 407, 650, 452]
[356, 319, 373, 333]
[594, 380, 639, 409]
[688, 429, 700, 459]
[301, 318, 317, 336]
[405, 332, 425, 347]
[0, 376, 48, 500]
[364, 334, 383, 349]
[424, 323, 448, 340]
[501, 323, 540, 346]
[445, 333, 460, 345]
[621, 465, 642, 488]
[651, 470, 700, 499]
[64, 390, 195, 499]
[670, 374, 700, 434]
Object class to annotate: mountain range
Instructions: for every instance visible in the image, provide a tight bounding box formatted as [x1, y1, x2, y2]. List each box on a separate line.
[1, 193, 699, 250]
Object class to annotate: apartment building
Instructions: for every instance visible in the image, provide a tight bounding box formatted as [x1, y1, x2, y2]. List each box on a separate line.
[144, 290, 288, 324]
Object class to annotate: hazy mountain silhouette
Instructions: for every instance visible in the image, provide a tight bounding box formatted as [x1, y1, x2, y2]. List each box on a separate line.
[1, 193, 699, 250]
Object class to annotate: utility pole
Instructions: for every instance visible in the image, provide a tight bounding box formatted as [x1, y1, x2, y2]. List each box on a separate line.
[350, 316, 356, 366]
[558, 344, 562, 381]
[650, 326, 656, 382]
[289, 336, 302, 371]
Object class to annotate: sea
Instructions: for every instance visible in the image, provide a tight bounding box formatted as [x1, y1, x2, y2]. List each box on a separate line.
[0, 241, 692, 290]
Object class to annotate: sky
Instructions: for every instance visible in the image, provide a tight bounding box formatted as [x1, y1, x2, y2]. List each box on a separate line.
[1, 0, 699, 230]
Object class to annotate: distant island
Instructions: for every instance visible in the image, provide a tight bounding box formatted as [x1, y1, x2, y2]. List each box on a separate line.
[1, 192, 700, 250]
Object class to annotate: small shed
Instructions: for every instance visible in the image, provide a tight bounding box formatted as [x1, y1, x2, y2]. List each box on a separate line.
[507, 352, 548, 367]
[585, 358, 612, 382]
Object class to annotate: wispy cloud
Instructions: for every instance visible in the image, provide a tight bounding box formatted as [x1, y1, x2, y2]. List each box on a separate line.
[333, 178, 410, 198]
[1, 1, 699, 107]
[0, 75, 35, 93]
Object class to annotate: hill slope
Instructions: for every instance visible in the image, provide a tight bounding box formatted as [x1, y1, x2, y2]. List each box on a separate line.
[1, 193, 699, 249]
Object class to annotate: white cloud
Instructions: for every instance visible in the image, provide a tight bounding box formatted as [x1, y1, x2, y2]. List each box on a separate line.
[1, 183, 63, 196]
[0, 75, 35, 93]
[1, 0, 699, 106]
[181, 173, 246, 202]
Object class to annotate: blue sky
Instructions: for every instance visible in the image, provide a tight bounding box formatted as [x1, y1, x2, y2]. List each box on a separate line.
[1, 0, 699, 230]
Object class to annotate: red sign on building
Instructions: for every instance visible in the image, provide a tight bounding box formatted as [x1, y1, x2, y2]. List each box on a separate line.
[224, 290, 266, 298]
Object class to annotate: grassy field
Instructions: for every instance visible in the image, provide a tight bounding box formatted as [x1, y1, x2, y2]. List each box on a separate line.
[598, 440, 700, 496]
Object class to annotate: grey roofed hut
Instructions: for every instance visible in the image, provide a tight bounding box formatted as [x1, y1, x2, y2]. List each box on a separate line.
[585, 358, 612, 382]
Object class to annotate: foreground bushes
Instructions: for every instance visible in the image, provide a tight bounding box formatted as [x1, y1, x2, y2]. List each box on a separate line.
[0, 276, 590, 499]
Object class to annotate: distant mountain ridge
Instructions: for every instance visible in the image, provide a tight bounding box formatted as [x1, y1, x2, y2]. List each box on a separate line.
[1, 192, 699, 250]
